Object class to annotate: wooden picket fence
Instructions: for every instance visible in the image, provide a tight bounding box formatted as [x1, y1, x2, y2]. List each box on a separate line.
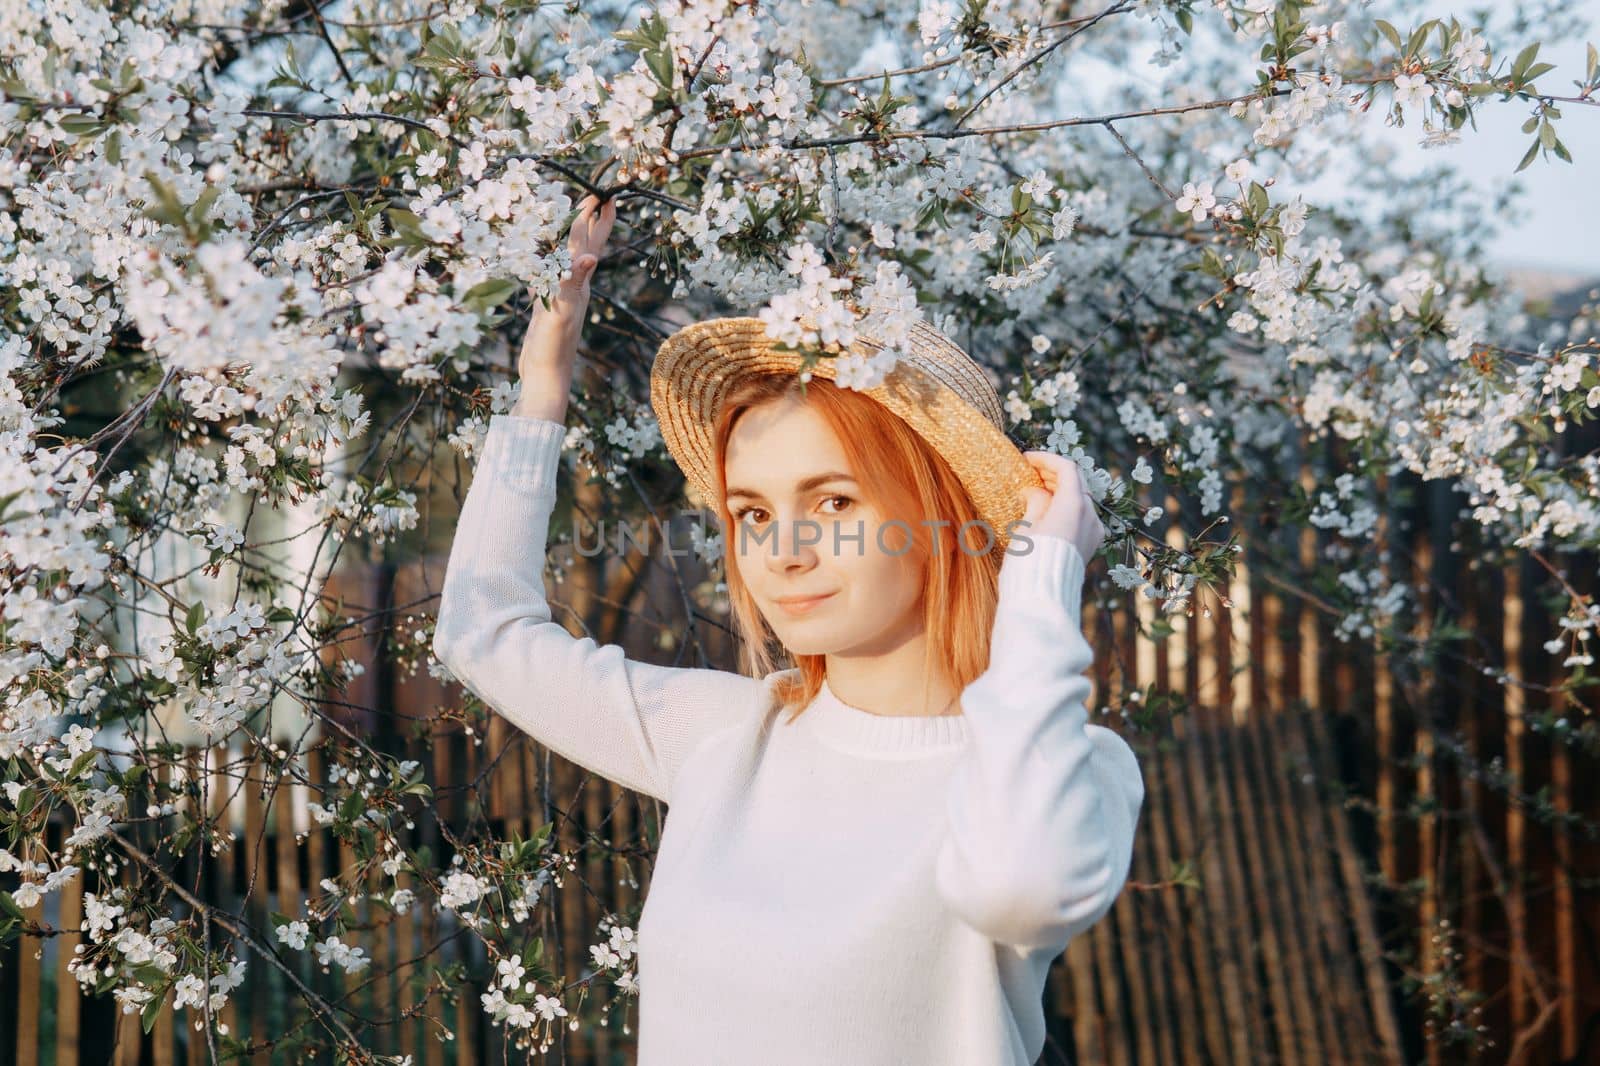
[5, 444, 1597, 1065]
[5, 709, 1399, 1066]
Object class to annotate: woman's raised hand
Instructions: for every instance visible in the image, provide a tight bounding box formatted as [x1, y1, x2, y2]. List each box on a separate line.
[555, 192, 618, 307]
[1017, 451, 1106, 565]
[513, 192, 618, 422]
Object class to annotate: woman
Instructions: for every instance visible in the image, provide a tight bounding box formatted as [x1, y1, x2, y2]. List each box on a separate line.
[434, 193, 1145, 1065]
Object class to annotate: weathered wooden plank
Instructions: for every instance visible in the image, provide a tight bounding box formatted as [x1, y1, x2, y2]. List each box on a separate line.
[209, 743, 240, 1049]
[1298, 703, 1407, 1062]
[1211, 534, 1283, 1060]
[1065, 928, 1104, 1064]
[1140, 521, 1210, 1066]
[1102, 593, 1160, 1066]
[16, 892, 42, 1066]
[56, 863, 85, 1066]
[1187, 609, 1259, 1063]
[1240, 588, 1326, 1062]
[1161, 503, 1235, 1064]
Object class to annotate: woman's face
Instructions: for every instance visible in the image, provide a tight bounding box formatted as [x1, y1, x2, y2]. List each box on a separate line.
[722, 397, 926, 658]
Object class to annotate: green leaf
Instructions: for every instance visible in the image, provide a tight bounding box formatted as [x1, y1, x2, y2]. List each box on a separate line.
[59, 113, 103, 136]
[191, 185, 220, 223]
[0, 76, 34, 102]
[1539, 120, 1556, 148]
[1196, 247, 1228, 280]
[1247, 181, 1269, 217]
[141, 991, 165, 1034]
[384, 207, 430, 249]
[68, 750, 96, 780]
[644, 48, 675, 93]
[461, 277, 519, 312]
[1403, 21, 1436, 60]
[614, 11, 668, 50]
[143, 173, 189, 230]
[1375, 20, 1402, 50]
[386, 207, 424, 233]
[1515, 138, 1539, 172]
[0, 487, 25, 523]
[1511, 42, 1539, 81]
[185, 600, 206, 636]
[1524, 62, 1555, 82]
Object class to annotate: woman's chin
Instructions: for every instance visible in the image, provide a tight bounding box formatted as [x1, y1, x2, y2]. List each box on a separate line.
[773, 628, 837, 657]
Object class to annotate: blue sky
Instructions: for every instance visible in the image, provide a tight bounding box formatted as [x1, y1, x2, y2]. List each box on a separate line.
[1372, 2, 1600, 275]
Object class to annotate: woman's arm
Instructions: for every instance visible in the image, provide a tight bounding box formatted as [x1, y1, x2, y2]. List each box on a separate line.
[432, 193, 761, 803]
[432, 411, 764, 804]
[509, 193, 614, 424]
[933, 533, 1146, 952]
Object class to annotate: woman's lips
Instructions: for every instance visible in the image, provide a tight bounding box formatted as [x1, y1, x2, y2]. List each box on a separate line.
[776, 591, 836, 616]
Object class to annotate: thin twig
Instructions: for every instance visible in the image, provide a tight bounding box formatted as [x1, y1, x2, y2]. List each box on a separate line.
[953, 2, 1134, 129]
[675, 90, 1282, 163]
[1102, 120, 1175, 201]
[310, 5, 354, 86]
[108, 830, 370, 1056]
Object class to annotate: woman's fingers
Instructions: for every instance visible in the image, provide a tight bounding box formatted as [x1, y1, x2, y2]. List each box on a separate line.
[1017, 450, 1107, 560]
[590, 196, 617, 246]
[1021, 450, 1098, 517]
[1020, 486, 1048, 527]
[1033, 451, 1089, 497]
[1022, 450, 1066, 494]
[569, 193, 617, 260]
[573, 199, 598, 247]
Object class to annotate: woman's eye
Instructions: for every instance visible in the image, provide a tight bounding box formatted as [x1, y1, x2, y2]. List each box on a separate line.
[732, 498, 849, 524]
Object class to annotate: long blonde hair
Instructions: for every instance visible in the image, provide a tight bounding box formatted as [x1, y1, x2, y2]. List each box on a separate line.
[708, 373, 1003, 721]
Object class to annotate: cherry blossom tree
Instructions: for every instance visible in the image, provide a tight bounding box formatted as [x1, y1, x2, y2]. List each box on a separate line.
[2, 0, 1597, 1060]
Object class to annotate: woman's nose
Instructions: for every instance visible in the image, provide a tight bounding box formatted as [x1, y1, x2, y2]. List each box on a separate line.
[763, 517, 821, 571]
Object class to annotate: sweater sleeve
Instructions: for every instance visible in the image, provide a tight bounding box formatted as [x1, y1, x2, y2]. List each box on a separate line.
[431, 412, 764, 804]
[933, 532, 1146, 952]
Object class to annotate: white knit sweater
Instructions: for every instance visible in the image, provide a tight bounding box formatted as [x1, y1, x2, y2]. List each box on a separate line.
[433, 413, 1146, 1065]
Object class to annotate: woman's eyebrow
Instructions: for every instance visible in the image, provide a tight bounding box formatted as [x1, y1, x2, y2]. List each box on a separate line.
[725, 472, 857, 501]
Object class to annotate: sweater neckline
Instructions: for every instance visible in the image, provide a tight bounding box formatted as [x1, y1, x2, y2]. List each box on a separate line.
[799, 676, 969, 757]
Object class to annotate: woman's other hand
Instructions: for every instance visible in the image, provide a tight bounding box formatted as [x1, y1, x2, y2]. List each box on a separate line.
[1017, 451, 1106, 565]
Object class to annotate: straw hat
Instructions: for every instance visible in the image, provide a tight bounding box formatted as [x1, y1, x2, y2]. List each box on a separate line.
[649, 316, 1045, 559]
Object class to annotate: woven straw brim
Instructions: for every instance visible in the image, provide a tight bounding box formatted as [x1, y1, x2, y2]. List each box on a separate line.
[650, 317, 1045, 560]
